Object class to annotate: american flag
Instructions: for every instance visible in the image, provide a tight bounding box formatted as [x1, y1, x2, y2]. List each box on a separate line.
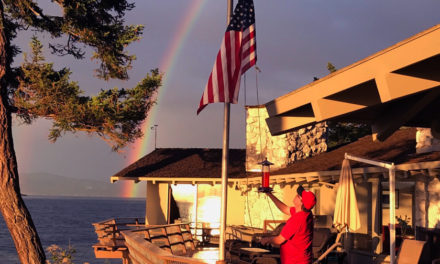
[197, 0, 256, 114]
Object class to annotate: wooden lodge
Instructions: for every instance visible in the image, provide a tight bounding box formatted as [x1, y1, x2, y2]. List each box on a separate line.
[92, 24, 440, 263]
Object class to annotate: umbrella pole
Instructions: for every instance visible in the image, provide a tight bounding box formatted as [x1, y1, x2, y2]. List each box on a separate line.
[344, 153, 396, 264]
[389, 164, 396, 264]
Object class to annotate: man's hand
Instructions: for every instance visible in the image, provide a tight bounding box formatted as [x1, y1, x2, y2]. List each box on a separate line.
[260, 236, 272, 246]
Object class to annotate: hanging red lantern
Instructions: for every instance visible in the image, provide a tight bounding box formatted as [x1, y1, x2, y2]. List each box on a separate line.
[258, 158, 274, 193]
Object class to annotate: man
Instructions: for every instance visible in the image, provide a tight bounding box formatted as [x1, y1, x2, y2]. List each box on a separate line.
[261, 185, 316, 264]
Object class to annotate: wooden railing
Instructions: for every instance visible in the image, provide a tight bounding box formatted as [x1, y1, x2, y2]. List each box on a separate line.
[92, 217, 145, 248]
[225, 225, 263, 242]
[93, 219, 224, 263]
[122, 223, 207, 264]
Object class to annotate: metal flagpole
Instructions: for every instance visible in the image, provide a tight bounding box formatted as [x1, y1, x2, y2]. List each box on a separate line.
[218, 1, 233, 263]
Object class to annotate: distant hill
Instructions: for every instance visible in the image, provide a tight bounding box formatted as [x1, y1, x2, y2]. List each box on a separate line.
[19, 172, 145, 197]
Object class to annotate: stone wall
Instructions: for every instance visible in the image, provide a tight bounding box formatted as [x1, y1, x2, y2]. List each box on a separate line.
[286, 123, 328, 164]
[416, 128, 440, 153]
[241, 184, 323, 228]
[415, 178, 440, 228]
[246, 106, 328, 171]
[246, 106, 288, 171]
[242, 185, 287, 227]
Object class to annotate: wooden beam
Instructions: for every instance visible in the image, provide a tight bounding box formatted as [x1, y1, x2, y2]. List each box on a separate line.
[264, 25, 440, 135]
[372, 87, 440, 141]
[265, 115, 316, 136]
[313, 80, 381, 121]
[313, 98, 368, 121]
[376, 72, 440, 103]
[306, 176, 318, 182]
[395, 160, 440, 170]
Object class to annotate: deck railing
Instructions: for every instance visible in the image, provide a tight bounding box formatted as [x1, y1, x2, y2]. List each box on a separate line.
[122, 224, 207, 264]
[93, 219, 224, 263]
[92, 217, 145, 248]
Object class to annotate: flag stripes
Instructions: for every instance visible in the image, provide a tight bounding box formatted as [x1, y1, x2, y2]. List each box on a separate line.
[197, 0, 256, 114]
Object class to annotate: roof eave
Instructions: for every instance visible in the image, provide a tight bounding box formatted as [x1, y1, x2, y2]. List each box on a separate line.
[265, 24, 440, 136]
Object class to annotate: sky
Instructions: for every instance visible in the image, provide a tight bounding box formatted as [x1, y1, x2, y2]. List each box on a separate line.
[11, 0, 440, 197]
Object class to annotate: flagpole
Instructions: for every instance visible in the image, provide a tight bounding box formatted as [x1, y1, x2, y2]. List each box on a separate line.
[218, 1, 233, 263]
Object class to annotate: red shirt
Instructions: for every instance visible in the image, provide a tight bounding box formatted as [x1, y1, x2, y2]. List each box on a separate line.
[280, 207, 313, 264]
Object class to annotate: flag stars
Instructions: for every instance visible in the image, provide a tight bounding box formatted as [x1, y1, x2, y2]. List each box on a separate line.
[226, 0, 255, 31]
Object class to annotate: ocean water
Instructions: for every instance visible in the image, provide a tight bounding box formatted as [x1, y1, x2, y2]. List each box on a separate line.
[0, 196, 145, 264]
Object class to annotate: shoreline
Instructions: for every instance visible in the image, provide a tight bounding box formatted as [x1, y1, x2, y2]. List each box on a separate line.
[22, 194, 145, 200]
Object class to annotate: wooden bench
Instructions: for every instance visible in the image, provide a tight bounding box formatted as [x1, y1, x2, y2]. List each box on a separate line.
[92, 217, 144, 262]
[122, 223, 208, 264]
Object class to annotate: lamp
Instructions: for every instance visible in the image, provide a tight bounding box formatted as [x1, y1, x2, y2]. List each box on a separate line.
[258, 158, 273, 193]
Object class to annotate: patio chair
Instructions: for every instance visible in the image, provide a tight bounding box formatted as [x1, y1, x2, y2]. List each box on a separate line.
[201, 222, 219, 247]
[396, 239, 429, 264]
[228, 222, 285, 264]
[312, 228, 335, 259]
[313, 231, 344, 264]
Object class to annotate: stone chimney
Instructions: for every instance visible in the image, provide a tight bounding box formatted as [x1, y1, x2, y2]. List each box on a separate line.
[246, 105, 328, 172]
[416, 128, 440, 153]
[246, 106, 288, 172]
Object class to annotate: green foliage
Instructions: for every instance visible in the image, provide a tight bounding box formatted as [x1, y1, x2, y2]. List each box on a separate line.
[396, 215, 413, 238]
[327, 62, 337, 73]
[4, 0, 143, 80]
[322, 62, 371, 148]
[0, 1, 160, 262]
[0, 0, 163, 152]
[46, 244, 76, 264]
[327, 122, 371, 149]
[14, 36, 161, 151]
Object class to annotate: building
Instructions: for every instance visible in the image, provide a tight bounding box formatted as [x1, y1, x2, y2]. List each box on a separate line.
[110, 24, 440, 259]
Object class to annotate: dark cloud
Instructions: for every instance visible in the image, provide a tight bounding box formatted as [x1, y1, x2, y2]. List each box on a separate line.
[11, 0, 440, 195]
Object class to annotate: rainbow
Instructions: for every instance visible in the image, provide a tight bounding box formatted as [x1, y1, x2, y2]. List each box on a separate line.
[120, 0, 209, 198]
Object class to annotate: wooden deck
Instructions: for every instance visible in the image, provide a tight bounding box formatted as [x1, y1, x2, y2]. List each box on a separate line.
[92, 219, 285, 264]
[122, 226, 207, 264]
[92, 217, 145, 262]
[92, 218, 209, 264]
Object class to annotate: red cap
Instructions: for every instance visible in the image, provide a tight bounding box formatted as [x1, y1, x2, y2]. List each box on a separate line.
[297, 185, 316, 210]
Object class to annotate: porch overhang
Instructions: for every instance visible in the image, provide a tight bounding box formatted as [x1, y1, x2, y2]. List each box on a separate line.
[241, 160, 440, 188]
[265, 24, 440, 140]
[112, 160, 440, 187]
[110, 175, 243, 186]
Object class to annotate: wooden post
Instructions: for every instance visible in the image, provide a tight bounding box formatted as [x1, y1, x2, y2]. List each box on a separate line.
[167, 184, 171, 224]
[389, 164, 396, 264]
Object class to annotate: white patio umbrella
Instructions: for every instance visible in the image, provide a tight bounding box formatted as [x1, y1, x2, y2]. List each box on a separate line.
[343, 153, 397, 264]
[314, 159, 361, 263]
[333, 158, 361, 232]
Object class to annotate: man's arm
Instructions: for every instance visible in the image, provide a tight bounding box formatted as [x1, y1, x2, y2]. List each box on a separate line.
[266, 192, 290, 215]
[260, 234, 287, 246]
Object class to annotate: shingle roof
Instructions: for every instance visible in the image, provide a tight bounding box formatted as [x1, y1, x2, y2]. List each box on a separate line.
[113, 127, 440, 182]
[114, 148, 246, 179]
[270, 127, 440, 176]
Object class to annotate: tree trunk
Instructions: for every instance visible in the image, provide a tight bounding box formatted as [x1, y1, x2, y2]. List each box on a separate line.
[0, 3, 46, 264]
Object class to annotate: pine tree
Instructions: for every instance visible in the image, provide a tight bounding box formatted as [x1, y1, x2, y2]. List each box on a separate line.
[327, 62, 337, 73]
[0, 1, 161, 263]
